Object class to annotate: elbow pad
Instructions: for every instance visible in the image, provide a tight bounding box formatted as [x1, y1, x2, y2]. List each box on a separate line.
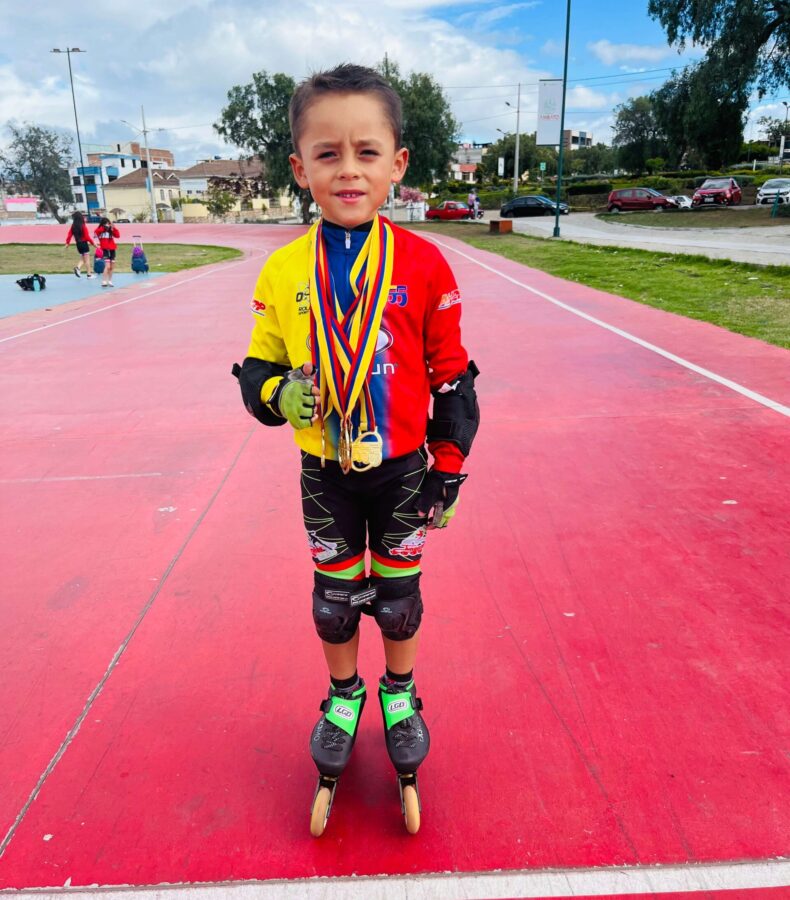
[231, 357, 290, 427]
[426, 360, 480, 457]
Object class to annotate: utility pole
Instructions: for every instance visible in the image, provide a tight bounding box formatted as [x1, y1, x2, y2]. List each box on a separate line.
[141, 106, 157, 223]
[780, 102, 789, 174]
[513, 83, 521, 196]
[553, 0, 572, 238]
[52, 47, 87, 212]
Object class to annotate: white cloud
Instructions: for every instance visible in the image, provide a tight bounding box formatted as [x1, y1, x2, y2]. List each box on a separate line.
[541, 39, 564, 57]
[588, 39, 676, 66]
[473, 2, 541, 27]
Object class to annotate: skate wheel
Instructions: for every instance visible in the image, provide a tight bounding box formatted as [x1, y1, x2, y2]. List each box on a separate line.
[310, 786, 332, 837]
[402, 783, 421, 834]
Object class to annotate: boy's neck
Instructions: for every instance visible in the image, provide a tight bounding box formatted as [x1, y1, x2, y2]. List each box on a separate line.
[322, 218, 374, 232]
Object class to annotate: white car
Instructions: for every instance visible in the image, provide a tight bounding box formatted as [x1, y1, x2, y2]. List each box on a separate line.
[756, 178, 790, 206]
[666, 195, 692, 210]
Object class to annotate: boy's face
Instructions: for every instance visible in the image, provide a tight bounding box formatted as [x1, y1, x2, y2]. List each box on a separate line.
[290, 93, 408, 228]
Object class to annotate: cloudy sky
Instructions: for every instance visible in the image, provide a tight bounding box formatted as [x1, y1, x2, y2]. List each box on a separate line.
[0, 0, 786, 168]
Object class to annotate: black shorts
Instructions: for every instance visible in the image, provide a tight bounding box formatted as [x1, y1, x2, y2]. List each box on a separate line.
[101, 249, 117, 261]
[301, 448, 429, 581]
[76, 240, 90, 255]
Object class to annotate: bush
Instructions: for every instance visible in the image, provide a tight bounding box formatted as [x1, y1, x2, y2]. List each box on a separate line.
[640, 176, 674, 190]
[567, 181, 612, 196]
[775, 204, 790, 218]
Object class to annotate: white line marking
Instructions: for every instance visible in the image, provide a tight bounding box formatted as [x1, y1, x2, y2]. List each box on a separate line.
[0, 252, 266, 344]
[427, 236, 790, 419]
[7, 859, 790, 898]
[0, 472, 165, 484]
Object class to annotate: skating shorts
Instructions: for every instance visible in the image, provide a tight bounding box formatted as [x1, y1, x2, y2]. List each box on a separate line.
[101, 249, 117, 261]
[300, 448, 429, 581]
[75, 240, 90, 255]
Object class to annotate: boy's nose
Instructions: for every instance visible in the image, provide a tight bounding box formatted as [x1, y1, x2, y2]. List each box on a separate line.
[338, 153, 361, 179]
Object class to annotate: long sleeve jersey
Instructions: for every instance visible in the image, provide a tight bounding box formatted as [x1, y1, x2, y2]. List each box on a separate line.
[94, 225, 120, 250]
[65, 223, 94, 246]
[246, 218, 468, 472]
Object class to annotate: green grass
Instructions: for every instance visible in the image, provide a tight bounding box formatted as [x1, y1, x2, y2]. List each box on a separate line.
[597, 207, 787, 229]
[411, 223, 790, 349]
[0, 243, 242, 275]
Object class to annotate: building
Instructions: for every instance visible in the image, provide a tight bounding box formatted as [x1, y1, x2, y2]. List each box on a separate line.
[102, 168, 182, 222]
[84, 142, 175, 169]
[0, 193, 40, 221]
[178, 157, 266, 200]
[563, 130, 593, 151]
[448, 163, 478, 184]
[70, 152, 145, 214]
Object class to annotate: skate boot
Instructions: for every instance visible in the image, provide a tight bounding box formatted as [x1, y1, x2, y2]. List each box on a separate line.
[378, 677, 430, 834]
[308, 679, 366, 836]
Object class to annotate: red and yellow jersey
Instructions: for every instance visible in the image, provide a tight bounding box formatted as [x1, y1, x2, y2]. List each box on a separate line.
[246, 220, 468, 471]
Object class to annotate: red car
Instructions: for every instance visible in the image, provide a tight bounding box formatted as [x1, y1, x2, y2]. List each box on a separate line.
[426, 200, 473, 221]
[692, 177, 742, 207]
[607, 187, 672, 212]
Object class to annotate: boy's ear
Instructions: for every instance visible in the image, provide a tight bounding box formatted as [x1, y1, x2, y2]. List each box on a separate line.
[289, 153, 310, 189]
[390, 147, 409, 185]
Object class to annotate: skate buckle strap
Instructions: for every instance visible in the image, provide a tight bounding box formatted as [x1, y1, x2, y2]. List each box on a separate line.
[325, 686, 365, 737]
[381, 689, 416, 730]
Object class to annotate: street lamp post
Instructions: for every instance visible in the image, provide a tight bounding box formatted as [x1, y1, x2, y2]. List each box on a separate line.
[121, 106, 158, 224]
[51, 47, 86, 212]
[505, 84, 521, 195]
[553, 0, 572, 238]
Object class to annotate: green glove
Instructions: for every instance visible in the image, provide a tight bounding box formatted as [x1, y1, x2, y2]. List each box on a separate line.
[270, 363, 318, 430]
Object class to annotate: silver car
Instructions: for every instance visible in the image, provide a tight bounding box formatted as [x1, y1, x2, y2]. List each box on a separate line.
[756, 178, 790, 205]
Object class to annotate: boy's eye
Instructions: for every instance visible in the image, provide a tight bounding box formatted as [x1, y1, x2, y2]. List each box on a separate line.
[317, 151, 336, 159]
[361, 149, 379, 156]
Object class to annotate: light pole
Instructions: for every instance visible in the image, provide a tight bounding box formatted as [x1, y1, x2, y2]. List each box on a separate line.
[121, 106, 158, 224]
[505, 83, 521, 196]
[781, 101, 789, 174]
[553, 0, 572, 238]
[51, 47, 86, 212]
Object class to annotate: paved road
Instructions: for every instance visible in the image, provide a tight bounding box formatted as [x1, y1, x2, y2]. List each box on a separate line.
[506, 210, 790, 266]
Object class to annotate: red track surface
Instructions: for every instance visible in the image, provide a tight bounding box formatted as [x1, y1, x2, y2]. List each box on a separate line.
[1, 225, 788, 890]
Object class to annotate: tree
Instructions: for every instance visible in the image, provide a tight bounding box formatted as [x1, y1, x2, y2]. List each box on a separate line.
[379, 61, 459, 186]
[205, 184, 237, 218]
[215, 71, 306, 219]
[648, 0, 790, 98]
[612, 96, 667, 174]
[757, 114, 790, 146]
[570, 143, 616, 175]
[0, 123, 74, 222]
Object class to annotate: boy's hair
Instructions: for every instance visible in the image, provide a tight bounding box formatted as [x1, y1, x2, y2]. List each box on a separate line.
[289, 63, 402, 153]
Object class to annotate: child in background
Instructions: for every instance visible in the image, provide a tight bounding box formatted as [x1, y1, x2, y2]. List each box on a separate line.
[94, 217, 120, 287]
[64, 211, 95, 278]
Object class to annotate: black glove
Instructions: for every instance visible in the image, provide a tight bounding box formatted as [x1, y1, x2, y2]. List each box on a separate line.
[416, 469, 468, 529]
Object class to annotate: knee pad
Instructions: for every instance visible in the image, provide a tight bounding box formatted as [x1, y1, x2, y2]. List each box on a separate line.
[311, 573, 373, 644]
[371, 575, 423, 642]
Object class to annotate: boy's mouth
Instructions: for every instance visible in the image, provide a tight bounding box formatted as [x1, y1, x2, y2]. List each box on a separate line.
[336, 191, 365, 201]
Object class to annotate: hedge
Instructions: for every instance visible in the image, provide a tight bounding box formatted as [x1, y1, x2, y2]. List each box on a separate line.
[567, 181, 611, 195]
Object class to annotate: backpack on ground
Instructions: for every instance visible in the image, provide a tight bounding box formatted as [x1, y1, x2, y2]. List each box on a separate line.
[93, 247, 105, 275]
[17, 274, 46, 291]
[131, 235, 149, 273]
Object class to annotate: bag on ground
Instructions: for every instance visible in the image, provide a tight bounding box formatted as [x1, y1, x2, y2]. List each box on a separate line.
[131, 236, 149, 273]
[17, 274, 46, 291]
[93, 247, 105, 275]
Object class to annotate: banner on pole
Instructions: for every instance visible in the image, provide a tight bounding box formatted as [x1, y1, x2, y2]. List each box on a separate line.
[497, 156, 505, 177]
[536, 79, 563, 146]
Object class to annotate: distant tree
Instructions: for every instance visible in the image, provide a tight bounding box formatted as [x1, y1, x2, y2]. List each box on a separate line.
[480, 132, 551, 185]
[379, 60, 458, 186]
[205, 184, 237, 218]
[757, 115, 790, 147]
[214, 71, 308, 220]
[0, 123, 73, 222]
[645, 156, 666, 174]
[571, 143, 616, 175]
[648, 0, 790, 98]
[612, 96, 667, 174]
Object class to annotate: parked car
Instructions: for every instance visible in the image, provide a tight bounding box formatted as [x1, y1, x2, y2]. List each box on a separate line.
[425, 200, 473, 221]
[607, 187, 672, 212]
[666, 195, 693, 210]
[756, 178, 790, 206]
[500, 195, 569, 217]
[691, 177, 742, 207]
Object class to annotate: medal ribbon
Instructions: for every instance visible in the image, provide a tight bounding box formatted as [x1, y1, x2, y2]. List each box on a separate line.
[310, 215, 393, 436]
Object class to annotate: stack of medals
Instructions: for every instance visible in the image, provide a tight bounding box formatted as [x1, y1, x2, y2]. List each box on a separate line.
[310, 214, 394, 474]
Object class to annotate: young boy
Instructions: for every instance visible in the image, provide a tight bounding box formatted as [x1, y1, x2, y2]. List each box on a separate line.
[234, 64, 479, 835]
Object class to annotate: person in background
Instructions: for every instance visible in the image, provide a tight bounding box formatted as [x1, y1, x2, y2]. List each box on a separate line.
[94, 217, 120, 287]
[64, 211, 95, 278]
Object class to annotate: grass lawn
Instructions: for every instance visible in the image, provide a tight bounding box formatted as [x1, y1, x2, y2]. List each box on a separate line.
[0, 243, 242, 275]
[412, 223, 790, 349]
[596, 207, 789, 229]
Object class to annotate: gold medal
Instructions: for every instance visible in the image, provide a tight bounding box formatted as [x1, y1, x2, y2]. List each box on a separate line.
[351, 429, 383, 472]
[337, 419, 353, 474]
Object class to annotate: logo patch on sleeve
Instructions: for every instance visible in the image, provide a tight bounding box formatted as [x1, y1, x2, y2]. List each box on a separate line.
[437, 289, 461, 310]
[250, 298, 267, 316]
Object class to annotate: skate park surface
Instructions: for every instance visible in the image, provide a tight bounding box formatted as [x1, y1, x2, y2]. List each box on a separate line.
[1, 224, 788, 899]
